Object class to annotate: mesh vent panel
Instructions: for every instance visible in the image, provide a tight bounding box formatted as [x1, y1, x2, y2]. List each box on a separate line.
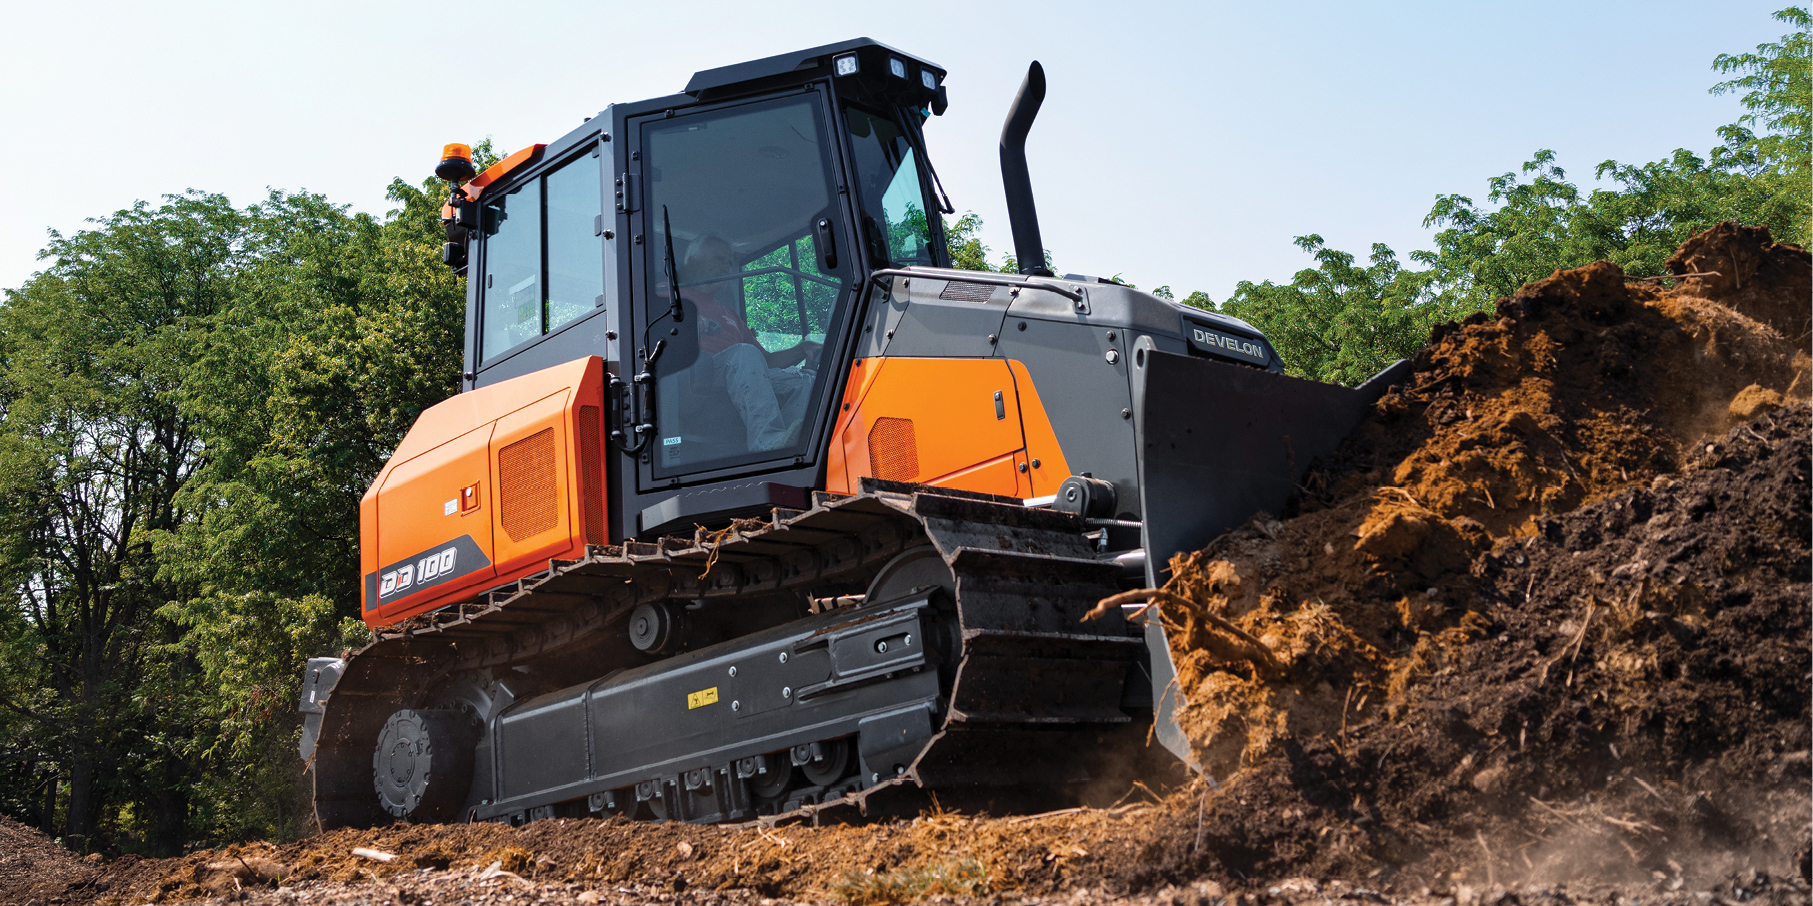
[498, 428, 559, 541]
[868, 417, 919, 481]
[577, 406, 604, 547]
[938, 281, 996, 302]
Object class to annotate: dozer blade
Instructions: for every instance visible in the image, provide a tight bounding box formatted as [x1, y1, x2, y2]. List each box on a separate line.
[1131, 346, 1410, 770]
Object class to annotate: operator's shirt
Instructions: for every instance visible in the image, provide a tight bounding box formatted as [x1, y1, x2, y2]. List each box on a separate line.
[690, 281, 762, 356]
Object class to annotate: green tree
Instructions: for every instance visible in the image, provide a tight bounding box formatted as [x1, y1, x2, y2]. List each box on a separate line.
[1413, 140, 1804, 314]
[1212, 7, 1809, 383]
[153, 170, 471, 842]
[940, 212, 1051, 274]
[0, 140, 483, 850]
[1712, 5, 1810, 244]
[0, 192, 247, 852]
[1220, 237, 1444, 385]
[944, 213, 1005, 272]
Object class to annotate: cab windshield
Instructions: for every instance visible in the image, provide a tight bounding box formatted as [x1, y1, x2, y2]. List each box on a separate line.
[843, 105, 936, 268]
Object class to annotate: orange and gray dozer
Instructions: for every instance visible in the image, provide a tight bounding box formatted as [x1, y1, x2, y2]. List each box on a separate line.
[299, 40, 1405, 830]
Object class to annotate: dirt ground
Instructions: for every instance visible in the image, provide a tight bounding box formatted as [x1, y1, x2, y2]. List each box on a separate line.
[8, 223, 1807, 906]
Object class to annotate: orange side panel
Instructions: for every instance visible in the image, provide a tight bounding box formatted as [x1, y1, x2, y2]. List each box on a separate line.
[460, 143, 548, 201]
[488, 389, 575, 577]
[360, 356, 604, 627]
[825, 357, 886, 495]
[833, 357, 1029, 499]
[1006, 360, 1073, 497]
[925, 451, 1026, 497]
[373, 422, 498, 606]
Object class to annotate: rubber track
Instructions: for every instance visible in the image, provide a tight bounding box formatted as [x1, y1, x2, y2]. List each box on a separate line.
[312, 484, 1144, 829]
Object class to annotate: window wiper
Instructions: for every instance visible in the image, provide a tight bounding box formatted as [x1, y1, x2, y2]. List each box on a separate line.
[662, 205, 685, 323]
[904, 114, 954, 215]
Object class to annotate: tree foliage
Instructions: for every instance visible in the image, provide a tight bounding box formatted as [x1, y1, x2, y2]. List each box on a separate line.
[1220, 238, 1443, 386]
[1713, 5, 1811, 220]
[941, 213, 1054, 274]
[0, 192, 260, 852]
[0, 137, 492, 850]
[1199, 9, 1811, 383]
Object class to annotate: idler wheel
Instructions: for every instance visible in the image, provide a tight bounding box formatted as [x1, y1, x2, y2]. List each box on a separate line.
[372, 709, 477, 821]
[864, 546, 954, 604]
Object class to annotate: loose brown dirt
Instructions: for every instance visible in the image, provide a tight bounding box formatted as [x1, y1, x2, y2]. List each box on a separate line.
[21, 223, 1811, 906]
[1155, 221, 1810, 889]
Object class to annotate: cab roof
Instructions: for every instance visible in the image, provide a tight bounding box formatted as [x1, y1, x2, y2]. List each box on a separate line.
[684, 37, 944, 97]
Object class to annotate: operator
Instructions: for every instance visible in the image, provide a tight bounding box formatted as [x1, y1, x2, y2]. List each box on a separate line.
[681, 236, 820, 452]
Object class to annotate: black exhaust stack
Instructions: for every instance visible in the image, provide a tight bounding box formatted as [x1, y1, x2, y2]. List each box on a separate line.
[1000, 62, 1053, 277]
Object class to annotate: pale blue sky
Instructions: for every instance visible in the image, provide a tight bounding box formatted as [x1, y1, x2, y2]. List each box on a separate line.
[0, 1, 1790, 301]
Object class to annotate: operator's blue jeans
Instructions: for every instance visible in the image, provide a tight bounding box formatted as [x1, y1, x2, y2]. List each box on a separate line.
[711, 343, 813, 451]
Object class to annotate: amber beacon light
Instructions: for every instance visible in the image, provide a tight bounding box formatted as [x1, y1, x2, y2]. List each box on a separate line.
[435, 143, 477, 183]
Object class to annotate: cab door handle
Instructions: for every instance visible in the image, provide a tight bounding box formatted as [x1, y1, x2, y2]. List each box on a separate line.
[815, 218, 839, 270]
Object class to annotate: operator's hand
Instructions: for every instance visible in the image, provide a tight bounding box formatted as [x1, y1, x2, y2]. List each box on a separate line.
[796, 340, 822, 370]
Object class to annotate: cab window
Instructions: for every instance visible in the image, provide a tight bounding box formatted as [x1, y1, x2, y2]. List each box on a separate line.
[480, 150, 603, 363]
[481, 181, 541, 360]
[844, 105, 934, 268]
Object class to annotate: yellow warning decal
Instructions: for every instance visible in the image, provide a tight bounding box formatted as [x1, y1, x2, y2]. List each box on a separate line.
[687, 686, 719, 710]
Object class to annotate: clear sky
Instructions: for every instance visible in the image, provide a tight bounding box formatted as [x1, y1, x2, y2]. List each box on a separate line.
[0, 1, 1789, 301]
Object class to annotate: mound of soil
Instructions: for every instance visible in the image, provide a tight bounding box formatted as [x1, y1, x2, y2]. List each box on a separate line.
[1166, 402, 1809, 886]
[1668, 221, 1812, 345]
[38, 223, 1813, 906]
[1154, 222, 1810, 884]
[0, 815, 93, 902]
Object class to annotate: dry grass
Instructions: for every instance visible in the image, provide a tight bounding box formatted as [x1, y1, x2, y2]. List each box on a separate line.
[830, 856, 991, 905]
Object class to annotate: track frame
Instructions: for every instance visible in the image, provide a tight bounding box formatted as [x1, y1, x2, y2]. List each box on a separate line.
[310, 484, 1156, 829]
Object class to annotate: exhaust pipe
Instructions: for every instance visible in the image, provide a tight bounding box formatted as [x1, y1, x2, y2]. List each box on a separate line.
[1000, 62, 1053, 277]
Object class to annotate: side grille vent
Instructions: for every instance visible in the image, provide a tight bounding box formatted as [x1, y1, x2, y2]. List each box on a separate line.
[868, 418, 919, 482]
[938, 281, 996, 303]
[498, 428, 559, 541]
[577, 406, 605, 546]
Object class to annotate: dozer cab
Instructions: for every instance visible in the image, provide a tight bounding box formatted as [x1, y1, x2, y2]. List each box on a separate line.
[300, 39, 1405, 828]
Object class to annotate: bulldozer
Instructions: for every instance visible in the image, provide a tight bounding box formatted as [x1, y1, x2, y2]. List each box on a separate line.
[299, 39, 1406, 828]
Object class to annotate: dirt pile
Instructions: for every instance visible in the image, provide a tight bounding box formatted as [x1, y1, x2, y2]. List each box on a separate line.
[1667, 221, 1812, 346]
[0, 815, 102, 903]
[1156, 222, 1810, 884]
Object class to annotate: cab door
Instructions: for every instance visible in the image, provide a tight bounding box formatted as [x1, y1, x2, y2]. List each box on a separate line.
[627, 89, 856, 488]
